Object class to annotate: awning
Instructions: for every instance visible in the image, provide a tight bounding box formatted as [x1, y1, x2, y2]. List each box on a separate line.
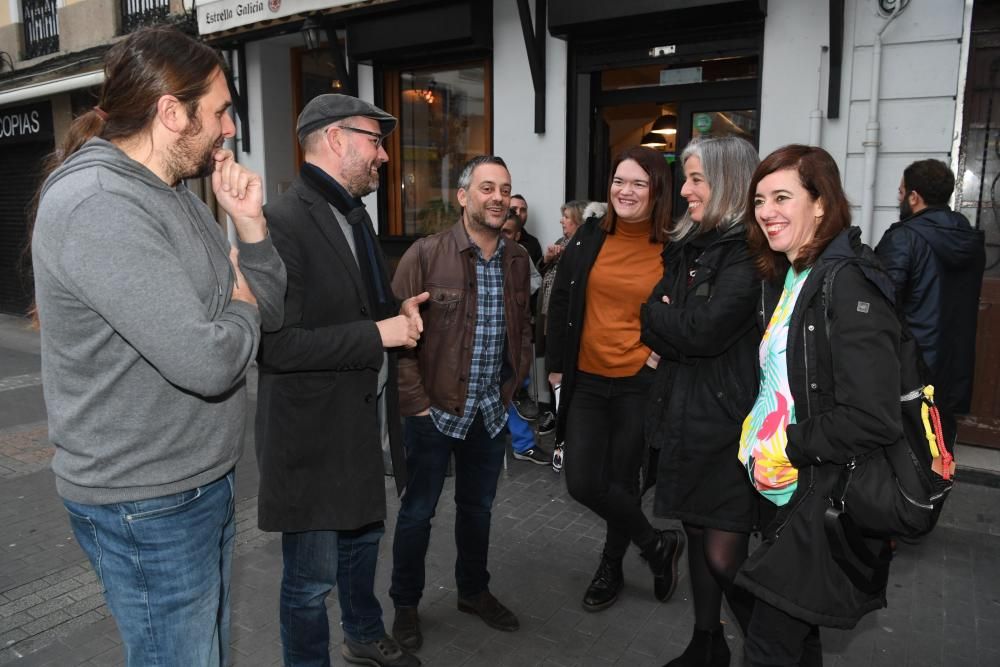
[0, 70, 104, 109]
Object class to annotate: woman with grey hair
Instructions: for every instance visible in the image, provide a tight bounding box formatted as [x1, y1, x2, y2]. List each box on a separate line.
[640, 136, 761, 666]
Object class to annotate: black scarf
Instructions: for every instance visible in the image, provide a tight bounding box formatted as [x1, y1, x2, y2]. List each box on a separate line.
[300, 163, 394, 320]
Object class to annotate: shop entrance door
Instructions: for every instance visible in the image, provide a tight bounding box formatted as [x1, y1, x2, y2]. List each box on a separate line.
[592, 97, 759, 208]
[569, 50, 760, 208]
[0, 101, 54, 315]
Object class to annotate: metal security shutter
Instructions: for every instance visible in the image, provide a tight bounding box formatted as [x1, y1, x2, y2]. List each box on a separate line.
[0, 142, 48, 315]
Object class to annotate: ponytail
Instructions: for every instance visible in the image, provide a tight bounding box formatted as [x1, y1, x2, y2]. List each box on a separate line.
[25, 27, 225, 327]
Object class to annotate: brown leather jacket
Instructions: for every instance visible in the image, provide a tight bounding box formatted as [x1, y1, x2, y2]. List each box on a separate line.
[392, 220, 533, 418]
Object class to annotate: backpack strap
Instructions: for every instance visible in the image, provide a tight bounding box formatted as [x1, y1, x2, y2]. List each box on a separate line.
[820, 256, 875, 339]
[821, 254, 933, 385]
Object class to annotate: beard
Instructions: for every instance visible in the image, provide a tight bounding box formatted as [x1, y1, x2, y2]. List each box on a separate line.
[167, 115, 220, 183]
[899, 194, 914, 219]
[342, 144, 380, 197]
[465, 202, 505, 232]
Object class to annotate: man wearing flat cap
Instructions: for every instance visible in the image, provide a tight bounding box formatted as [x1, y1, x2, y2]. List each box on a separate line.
[256, 94, 428, 667]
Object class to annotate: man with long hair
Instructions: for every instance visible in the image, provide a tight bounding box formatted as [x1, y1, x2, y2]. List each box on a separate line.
[30, 27, 285, 665]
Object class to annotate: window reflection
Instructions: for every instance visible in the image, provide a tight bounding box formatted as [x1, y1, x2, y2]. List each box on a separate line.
[398, 64, 487, 236]
[690, 110, 757, 139]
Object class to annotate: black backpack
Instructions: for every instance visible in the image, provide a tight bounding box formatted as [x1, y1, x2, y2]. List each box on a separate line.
[819, 256, 954, 592]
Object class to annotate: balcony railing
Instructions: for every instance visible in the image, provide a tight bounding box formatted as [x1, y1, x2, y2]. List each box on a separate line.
[121, 0, 171, 34]
[22, 0, 59, 60]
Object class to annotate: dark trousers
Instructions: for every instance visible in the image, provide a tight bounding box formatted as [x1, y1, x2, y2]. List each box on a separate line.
[389, 412, 506, 607]
[280, 524, 385, 666]
[564, 368, 656, 560]
[744, 598, 822, 667]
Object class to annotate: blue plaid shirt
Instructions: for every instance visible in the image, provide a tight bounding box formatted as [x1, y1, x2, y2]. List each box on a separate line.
[430, 237, 508, 439]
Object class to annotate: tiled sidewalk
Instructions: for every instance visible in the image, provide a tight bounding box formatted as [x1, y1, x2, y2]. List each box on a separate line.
[2, 312, 999, 666]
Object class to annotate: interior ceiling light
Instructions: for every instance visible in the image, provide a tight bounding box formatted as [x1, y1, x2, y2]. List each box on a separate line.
[641, 132, 667, 148]
[651, 114, 677, 135]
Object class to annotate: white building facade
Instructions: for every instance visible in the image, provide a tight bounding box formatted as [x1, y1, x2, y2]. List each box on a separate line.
[2, 0, 998, 444]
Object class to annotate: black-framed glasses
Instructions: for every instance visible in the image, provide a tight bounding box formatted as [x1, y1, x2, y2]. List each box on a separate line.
[335, 125, 386, 149]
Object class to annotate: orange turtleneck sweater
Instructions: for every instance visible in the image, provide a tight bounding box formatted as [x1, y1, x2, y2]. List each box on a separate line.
[577, 219, 663, 377]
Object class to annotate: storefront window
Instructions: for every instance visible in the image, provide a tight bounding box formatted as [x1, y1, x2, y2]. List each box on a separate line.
[383, 61, 489, 236]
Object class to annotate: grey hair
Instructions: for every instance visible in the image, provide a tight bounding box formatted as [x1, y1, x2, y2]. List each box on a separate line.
[300, 126, 327, 154]
[458, 155, 508, 190]
[671, 135, 759, 241]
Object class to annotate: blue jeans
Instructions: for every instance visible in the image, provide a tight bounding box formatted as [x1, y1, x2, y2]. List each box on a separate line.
[280, 525, 385, 666]
[390, 412, 505, 607]
[63, 471, 236, 667]
[507, 404, 536, 453]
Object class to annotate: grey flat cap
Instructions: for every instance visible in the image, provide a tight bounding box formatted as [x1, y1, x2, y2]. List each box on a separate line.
[296, 94, 397, 142]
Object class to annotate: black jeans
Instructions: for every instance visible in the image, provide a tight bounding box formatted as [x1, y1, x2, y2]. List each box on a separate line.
[744, 598, 822, 667]
[564, 368, 656, 560]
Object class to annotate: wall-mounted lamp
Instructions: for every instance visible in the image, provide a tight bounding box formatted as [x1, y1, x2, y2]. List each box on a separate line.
[651, 114, 677, 135]
[641, 132, 667, 149]
[420, 80, 437, 104]
[301, 17, 323, 51]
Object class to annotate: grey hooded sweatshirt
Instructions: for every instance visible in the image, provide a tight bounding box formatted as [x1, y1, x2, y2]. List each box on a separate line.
[32, 138, 286, 504]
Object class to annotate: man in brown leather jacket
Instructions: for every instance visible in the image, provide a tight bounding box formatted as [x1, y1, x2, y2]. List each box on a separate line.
[388, 155, 533, 652]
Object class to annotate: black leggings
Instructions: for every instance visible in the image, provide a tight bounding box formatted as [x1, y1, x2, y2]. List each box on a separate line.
[564, 369, 657, 560]
[683, 523, 753, 634]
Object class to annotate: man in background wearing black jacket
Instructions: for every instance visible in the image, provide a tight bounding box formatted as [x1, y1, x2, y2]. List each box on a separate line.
[876, 159, 986, 448]
[510, 194, 543, 268]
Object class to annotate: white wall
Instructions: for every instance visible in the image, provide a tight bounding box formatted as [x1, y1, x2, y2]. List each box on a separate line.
[841, 0, 965, 243]
[760, 0, 967, 245]
[759, 0, 832, 155]
[238, 37, 296, 206]
[492, 0, 568, 248]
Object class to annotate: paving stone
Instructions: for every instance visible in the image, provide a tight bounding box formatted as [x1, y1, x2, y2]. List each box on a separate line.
[0, 593, 43, 618]
[3, 323, 1000, 666]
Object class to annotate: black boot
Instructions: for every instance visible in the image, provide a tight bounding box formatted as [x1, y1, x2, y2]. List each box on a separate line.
[663, 625, 730, 667]
[642, 528, 685, 602]
[582, 553, 624, 612]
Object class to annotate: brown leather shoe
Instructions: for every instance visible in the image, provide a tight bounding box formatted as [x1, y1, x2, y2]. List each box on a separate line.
[391, 606, 422, 651]
[456, 590, 519, 631]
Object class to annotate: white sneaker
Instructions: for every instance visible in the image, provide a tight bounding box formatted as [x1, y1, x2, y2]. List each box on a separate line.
[552, 444, 564, 472]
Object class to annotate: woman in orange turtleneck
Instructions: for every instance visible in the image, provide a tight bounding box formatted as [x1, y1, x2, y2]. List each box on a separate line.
[545, 147, 685, 612]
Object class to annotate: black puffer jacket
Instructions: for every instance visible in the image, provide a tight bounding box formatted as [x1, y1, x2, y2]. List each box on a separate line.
[875, 207, 985, 415]
[640, 224, 760, 532]
[735, 228, 903, 629]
